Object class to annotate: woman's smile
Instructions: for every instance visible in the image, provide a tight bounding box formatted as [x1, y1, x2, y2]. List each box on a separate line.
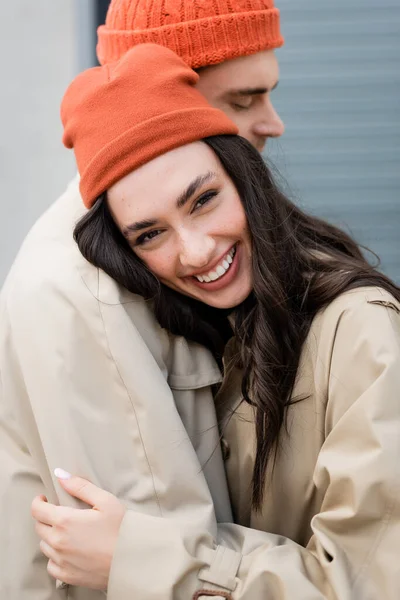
[108, 142, 253, 309]
[185, 243, 239, 292]
[190, 244, 236, 283]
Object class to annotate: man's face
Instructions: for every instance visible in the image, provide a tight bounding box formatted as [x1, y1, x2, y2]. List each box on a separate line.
[196, 50, 284, 152]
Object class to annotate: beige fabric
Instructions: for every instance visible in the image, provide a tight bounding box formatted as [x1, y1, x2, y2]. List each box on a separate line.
[1, 176, 400, 598]
[108, 287, 400, 600]
[0, 178, 231, 599]
[222, 287, 400, 599]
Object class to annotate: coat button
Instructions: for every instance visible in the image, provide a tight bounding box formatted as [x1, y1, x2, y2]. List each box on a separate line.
[221, 437, 231, 461]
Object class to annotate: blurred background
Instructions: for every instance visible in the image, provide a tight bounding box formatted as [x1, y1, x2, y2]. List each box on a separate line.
[1, 0, 399, 284]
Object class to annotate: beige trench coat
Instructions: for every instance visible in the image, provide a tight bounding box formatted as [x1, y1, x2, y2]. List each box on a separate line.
[1, 177, 400, 599]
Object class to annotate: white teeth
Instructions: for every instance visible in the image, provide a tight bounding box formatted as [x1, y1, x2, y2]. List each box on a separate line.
[194, 245, 236, 283]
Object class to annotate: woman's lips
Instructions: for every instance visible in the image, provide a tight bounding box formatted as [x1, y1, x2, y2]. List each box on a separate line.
[189, 244, 240, 292]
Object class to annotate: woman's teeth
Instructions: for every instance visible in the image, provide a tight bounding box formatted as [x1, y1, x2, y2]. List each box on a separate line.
[195, 247, 236, 283]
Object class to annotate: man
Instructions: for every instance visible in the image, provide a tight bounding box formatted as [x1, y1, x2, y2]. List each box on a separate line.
[0, 2, 284, 598]
[97, 0, 285, 151]
[196, 50, 284, 151]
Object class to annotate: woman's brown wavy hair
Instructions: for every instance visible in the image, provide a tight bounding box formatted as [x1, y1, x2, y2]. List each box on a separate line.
[74, 135, 400, 509]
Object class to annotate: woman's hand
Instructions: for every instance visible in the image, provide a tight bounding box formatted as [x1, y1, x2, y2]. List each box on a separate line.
[31, 470, 126, 590]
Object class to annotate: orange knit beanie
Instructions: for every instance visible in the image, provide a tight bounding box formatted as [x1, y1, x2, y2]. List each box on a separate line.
[61, 44, 238, 209]
[97, 0, 283, 68]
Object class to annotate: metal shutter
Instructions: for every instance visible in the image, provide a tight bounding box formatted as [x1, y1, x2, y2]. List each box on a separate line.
[268, 0, 400, 282]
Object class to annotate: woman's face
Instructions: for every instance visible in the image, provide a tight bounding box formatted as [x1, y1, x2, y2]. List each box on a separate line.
[107, 141, 253, 309]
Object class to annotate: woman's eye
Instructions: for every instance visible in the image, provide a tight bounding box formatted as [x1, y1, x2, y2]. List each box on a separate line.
[193, 191, 218, 212]
[135, 229, 162, 246]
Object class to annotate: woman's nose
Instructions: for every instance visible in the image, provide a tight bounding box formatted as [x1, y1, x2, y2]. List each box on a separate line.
[178, 232, 215, 271]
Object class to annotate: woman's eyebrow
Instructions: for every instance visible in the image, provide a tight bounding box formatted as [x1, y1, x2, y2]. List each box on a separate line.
[122, 171, 217, 238]
[176, 171, 217, 209]
[122, 218, 157, 237]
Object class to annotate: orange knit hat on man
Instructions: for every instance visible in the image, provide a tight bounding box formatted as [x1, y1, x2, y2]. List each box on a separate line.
[97, 0, 283, 68]
[61, 44, 238, 209]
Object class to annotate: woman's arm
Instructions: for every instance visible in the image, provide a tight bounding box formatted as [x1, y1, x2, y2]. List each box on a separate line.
[33, 299, 400, 599]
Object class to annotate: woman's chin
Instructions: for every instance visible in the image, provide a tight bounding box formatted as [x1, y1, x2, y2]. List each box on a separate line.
[194, 283, 253, 310]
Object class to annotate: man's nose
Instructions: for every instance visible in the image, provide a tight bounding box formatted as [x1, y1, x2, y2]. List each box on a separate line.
[253, 100, 285, 138]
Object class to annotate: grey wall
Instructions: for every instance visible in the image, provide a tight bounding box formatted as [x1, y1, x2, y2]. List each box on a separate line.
[268, 0, 400, 281]
[0, 2, 76, 284]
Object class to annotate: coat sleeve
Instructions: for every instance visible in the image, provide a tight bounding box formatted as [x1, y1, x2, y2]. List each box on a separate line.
[0, 229, 221, 599]
[0, 297, 66, 599]
[107, 299, 400, 600]
[0, 246, 164, 600]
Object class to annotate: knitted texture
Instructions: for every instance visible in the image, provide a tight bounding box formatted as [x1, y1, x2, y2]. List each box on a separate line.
[61, 44, 238, 208]
[97, 0, 283, 68]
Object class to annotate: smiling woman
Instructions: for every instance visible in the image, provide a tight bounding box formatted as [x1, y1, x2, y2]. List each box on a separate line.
[106, 142, 253, 310]
[32, 41, 400, 599]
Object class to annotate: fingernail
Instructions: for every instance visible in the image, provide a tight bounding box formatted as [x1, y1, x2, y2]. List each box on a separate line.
[54, 468, 72, 480]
